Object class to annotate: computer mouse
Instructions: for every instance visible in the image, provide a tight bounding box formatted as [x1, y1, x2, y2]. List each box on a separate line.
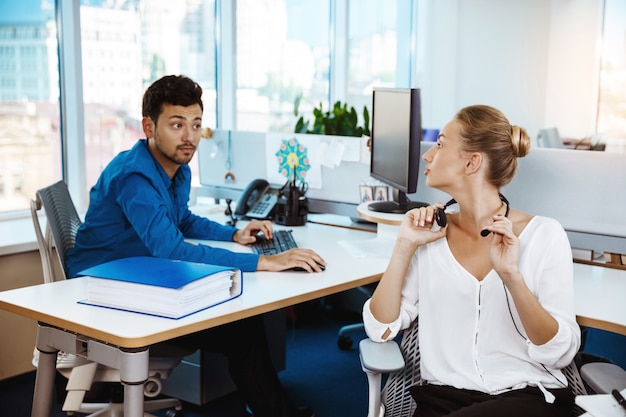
[289, 263, 326, 272]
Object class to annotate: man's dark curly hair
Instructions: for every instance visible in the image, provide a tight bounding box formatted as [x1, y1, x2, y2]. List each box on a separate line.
[142, 75, 203, 123]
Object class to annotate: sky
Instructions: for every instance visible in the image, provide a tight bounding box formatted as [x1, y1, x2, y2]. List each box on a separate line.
[0, 0, 53, 24]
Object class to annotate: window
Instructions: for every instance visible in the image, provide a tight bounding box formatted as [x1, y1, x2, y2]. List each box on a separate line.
[235, 0, 330, 133]
[0, 2, 61, 214]
[597, 0, 626, 153]
[346, 0, 414, 124]
[79, 0, 217, 192]
[4, 1, 622, 218]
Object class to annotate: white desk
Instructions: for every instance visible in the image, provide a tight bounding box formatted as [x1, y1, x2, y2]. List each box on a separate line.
[573, 263, 626, 336]
[0, 219, 624, 417]
[0, 222, 386, 417]
[356, 202, 404, 226]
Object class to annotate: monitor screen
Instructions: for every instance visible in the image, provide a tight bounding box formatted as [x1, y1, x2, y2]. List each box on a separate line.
[368, 88, 427, 214]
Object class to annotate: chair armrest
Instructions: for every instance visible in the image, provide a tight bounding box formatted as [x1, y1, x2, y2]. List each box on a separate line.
[359, 339, 406, 417]
[580, 362, 626, 394]
[359, 339, 405, 373]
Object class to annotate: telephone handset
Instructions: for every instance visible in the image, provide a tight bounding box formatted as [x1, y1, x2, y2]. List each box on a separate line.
[235, 178, 278, 219]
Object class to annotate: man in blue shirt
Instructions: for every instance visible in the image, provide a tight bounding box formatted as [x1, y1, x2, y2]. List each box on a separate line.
[66, 75, 321, 417]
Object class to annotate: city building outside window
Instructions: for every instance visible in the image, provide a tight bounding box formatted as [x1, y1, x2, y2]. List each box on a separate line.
[79, 0, 217, 193]
[596, 0, 626, 153]
[1, 0, 624, 217]
[0, 1, 60, 214]
[235, 0, 330, 133]
[345, 0, 413, 118]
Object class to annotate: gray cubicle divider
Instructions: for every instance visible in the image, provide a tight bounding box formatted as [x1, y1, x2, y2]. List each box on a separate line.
[502, 147, 626, 254]
[197, 129, 371, 210]
[197, 131, 447, 212]
[197, 131, 626, 254]
[417, 142, 626, 254]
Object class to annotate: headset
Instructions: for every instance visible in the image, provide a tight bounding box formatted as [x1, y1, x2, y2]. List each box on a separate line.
[434, 193, 510, 237]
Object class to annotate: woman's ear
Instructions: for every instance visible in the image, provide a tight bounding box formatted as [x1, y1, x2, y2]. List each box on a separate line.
[465, 153, 483, 174]
[141, 117, 154, 139]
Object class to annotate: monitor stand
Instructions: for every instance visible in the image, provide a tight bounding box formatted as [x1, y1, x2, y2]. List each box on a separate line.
[367, 189, 428, 214]
[368, 200, 427, 214]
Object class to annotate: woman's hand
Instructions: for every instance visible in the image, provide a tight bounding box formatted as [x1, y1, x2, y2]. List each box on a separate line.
[486, 214, 521, 282]
[232, 220, 273, 245]
[397, 203, 448, 250]
[369, 204, 446, 326]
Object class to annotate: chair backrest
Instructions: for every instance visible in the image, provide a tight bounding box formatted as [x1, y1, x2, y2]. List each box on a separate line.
[30, 180, 82, 282]
[563, 359, 588, 415]
[382, 319, 421, 417]
[537, 127, 564, 148]
[381, 319, 587, 417]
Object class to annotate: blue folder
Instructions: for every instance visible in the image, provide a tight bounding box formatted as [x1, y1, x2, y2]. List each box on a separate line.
[77, 256, 243, 319]
[77, 256, 237, 289]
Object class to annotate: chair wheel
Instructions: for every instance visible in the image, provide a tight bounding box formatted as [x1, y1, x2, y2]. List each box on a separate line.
[165, 409, 184, 417]
[338, 334, 353, 350]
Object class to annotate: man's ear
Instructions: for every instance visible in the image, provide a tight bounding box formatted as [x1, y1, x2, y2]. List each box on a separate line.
[141, 117, 154, 139]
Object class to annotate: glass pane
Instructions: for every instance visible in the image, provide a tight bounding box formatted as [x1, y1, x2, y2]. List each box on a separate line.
[79, 0, 216, 190]
[0, 1, 61, 213]
[236, 0, 330, 133]
[347, 0, 410, 125]
[597, 0, 626, 153]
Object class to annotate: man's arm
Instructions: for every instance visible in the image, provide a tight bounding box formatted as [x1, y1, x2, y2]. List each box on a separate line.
[117, 174, 259, 271]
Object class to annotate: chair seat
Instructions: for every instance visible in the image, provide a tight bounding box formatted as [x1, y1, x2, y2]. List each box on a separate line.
[360, 317, 589, 417]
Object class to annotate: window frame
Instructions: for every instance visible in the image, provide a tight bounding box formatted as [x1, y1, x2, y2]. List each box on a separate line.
[6, 0, 619, 219]
[58, 0, 87, 212]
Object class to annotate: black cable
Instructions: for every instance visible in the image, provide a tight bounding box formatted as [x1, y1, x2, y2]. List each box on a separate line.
[225, 199, 237, 226]
[502, 282, 567, 388]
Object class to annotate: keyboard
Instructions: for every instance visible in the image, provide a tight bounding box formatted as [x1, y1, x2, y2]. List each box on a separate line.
[251, 229, 298, 255]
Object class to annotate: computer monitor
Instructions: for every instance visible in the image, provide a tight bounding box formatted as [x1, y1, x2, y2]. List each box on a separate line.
[368, 87, 427, 214]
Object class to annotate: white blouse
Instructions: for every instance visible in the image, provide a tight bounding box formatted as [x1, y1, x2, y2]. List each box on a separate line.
[363, 216, 581, 394]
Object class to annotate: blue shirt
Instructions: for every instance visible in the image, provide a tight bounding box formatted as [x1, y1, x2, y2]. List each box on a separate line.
[66, 139, 259, 278]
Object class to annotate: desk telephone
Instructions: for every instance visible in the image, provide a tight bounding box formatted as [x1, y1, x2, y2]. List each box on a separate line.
[234, 179, 278, 219]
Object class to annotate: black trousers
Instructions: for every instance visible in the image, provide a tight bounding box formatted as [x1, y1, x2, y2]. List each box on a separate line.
[163, 314, 299, 417]
[410, 383, 575, 417]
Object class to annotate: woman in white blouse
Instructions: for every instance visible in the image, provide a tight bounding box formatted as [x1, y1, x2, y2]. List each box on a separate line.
[363, 105, 580, 417]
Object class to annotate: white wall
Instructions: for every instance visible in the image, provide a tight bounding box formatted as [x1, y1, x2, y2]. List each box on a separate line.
[416, 0, 602, 140]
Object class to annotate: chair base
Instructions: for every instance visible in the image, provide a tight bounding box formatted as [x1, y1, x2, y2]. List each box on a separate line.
[337, 323, 365, 350]
[66, 397, 182, 417]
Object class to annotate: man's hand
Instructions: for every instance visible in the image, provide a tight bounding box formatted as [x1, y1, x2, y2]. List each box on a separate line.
[233, 220, 273, 244]
[257, 248, 327, 273]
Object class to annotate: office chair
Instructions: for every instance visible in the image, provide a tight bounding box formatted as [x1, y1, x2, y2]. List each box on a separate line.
[580, 361, 626, 394]
[30, 180, 186, 417]
[359, 318, 590, 417]
[537, 127, 565, 148]
[337, 284, 375, 350]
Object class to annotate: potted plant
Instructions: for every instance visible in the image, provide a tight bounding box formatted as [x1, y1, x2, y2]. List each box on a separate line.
[293, 95, 370, 137]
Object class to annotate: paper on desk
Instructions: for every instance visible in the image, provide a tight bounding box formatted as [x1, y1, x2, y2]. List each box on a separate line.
[339, 236, 395, 259]
[318, 139, 345, 168]
[318, 136, 362, 167]
[575, 388, 626, 417]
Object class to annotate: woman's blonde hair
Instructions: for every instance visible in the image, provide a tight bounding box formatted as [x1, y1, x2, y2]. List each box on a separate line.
[454, 105, 531, 188]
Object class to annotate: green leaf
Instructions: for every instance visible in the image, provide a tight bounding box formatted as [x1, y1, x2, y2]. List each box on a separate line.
[293, 99, 370, 137]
